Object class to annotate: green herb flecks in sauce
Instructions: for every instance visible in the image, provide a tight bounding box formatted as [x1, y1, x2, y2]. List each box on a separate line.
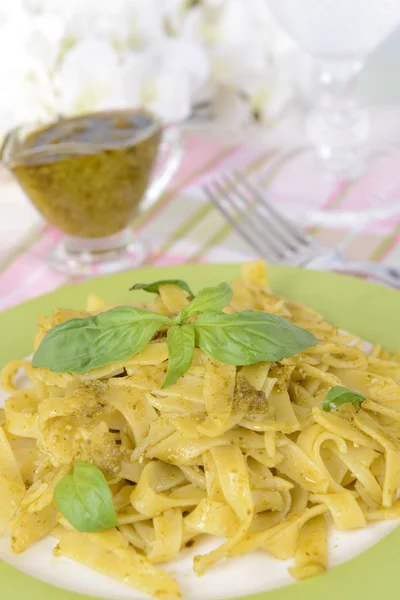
[10, 110, 161, 238]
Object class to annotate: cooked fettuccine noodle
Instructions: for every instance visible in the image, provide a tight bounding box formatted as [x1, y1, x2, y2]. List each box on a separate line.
[1, 261, 400, 599]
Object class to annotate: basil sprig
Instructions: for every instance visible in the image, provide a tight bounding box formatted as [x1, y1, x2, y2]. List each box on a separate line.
[130, 279, 194, 297]
[32, 306, 171, 373]
[177, 282, 232, 322]
[194, 310, 316, 364]
[162, 324, 195, 388]
[322, 385, 365, 412]
[33, 281, 317, 388]
[54, 462, 118, 533]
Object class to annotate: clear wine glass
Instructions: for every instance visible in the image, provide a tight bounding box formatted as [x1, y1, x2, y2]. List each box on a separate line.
[265, 0, 400, 225]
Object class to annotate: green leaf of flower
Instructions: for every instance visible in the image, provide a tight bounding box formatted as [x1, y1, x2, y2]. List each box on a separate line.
[32, 306, 171, 373]
[130, 279, 194, 297]
[162, 324, 195, 388]
[194, 310, 317, 365]
[322, 385, 364, 412]
[54, 462, 118, 533]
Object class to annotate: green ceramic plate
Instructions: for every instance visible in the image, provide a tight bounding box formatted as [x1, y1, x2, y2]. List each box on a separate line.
[1, 264, 399, 600]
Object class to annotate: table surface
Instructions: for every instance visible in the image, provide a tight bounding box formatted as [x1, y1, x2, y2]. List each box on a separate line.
[1, 109, 400, 312]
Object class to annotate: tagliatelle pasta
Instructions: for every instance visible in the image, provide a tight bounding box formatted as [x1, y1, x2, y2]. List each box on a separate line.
[1, 260, 400, 600]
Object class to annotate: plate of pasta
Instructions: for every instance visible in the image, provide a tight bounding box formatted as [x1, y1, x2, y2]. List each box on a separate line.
[1, 261, 400, 600]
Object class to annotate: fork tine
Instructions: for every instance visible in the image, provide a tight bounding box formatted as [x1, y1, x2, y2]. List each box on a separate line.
[204, 183, 278, 260]
[207, 177, 281, 261]
[207, 170, 327, 266]
[218, 174, 294, 259]
[220, 173, 311, 260]
[222, 174, 303, 256]
[235, 171, 315, 247]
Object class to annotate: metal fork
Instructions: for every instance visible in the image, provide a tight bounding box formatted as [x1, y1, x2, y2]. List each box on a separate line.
[205, 172, 400, 289]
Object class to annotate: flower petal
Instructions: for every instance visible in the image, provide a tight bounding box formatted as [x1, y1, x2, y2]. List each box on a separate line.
[55, 39, 125, 114]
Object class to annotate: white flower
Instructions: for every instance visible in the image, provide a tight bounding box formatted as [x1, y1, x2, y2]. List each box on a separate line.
[0, 9, 60, 137]
[129, 69, 192, 123]
[0, 0, 25, 20]
[0, 81, 51, 136]
[64, 0, 168, 53]
[22, 0, 80, 18]
[177, 0, 295, 122]
[63, 0, 130, 51]
[161, 0, 187, 33]
[55, 39, 125, 115]
[0, 0, 297, 136]
[121, 38, 209, 122]
[213, 86, 252, 126]
[125, 0, 168, 48]
[25, 13, 65, 71]
[210, 43, 270, 92]
[151, 38, 209, 99]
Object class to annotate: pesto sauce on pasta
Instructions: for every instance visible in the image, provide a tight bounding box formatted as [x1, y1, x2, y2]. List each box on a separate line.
[1, 261, 400, 599]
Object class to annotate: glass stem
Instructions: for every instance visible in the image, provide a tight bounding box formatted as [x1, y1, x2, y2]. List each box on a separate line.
[306, 58, 370, 176]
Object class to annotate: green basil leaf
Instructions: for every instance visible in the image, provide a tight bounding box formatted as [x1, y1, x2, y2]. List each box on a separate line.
[322, 385, 364, 412]
[32, 306, 171, 373]
[162, 324, 195, 388]
[130, 279, 194, 297]
[179, 282, 233, 321]
[54, 462, 118, 533]
[194, 310, 317, 365]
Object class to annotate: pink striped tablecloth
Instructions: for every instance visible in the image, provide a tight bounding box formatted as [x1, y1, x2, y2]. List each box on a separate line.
[1, 124, 400, 311]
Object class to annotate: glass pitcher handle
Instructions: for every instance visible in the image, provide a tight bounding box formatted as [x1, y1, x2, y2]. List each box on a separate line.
[141, 126, 184, 211]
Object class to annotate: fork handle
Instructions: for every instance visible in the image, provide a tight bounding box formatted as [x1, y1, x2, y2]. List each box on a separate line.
[334, 261, 400, 289]
[306, 255, 400, 289]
